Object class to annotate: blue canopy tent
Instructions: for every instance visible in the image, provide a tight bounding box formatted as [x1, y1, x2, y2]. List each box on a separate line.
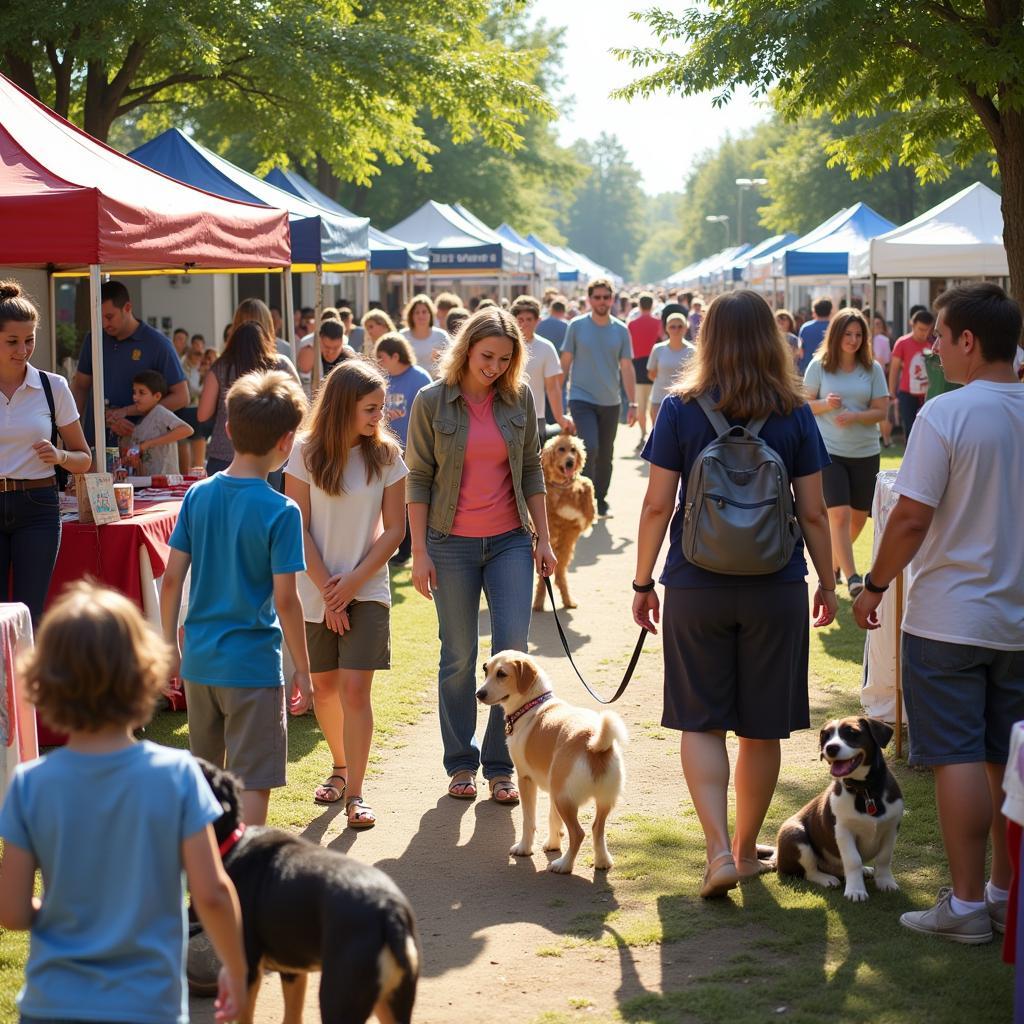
[527, 234, 584, 284]
[701, 244, 752, 292]
[264, 167, 428, 274]
[766, 203, 896, 309]
[386, 202, 525, 297]
[727, 233, 797, 286]
[130, 128, 369, 381]
[497, 224, 559, 286]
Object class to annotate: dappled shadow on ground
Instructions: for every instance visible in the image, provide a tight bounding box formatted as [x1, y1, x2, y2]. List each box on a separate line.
[357, 797, 620, 980]
[573, 519, 634, 569]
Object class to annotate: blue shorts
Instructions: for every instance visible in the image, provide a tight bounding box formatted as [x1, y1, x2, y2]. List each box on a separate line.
[902, 632, 1024, 767]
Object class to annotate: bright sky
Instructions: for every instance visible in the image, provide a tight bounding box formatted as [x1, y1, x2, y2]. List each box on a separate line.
[531, 0, 767, 195]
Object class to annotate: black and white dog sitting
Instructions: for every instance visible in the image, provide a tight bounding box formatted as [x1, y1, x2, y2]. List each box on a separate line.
[194, 760, 419, 1024]
[775, 717, 904, 902]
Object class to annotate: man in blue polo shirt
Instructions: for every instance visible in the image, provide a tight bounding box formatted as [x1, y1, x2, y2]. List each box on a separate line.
[560, 277, 637, 519]
[72, 280, 188, 446]
[797, 296, 833, 375]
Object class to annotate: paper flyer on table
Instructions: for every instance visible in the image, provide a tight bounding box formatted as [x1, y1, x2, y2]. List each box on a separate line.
[84, 473, 120, 525]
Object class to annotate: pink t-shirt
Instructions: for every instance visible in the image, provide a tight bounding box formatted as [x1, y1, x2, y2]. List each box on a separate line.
[451, 391, 521, 538]
[892, 334, 930, 395]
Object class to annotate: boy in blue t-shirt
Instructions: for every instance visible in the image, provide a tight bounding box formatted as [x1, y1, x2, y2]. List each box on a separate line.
[0, 581, 247, 1024]
[161, 369, 312, 826]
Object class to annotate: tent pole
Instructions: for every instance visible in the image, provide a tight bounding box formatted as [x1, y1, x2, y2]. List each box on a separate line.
[89, 265, 105, 467]
[312, 266, 324, 393]
[283, 267, 295, 354]
[870, 273, 877, 321]
[362, 266, 370, 319]
[48, 272, 57, 373]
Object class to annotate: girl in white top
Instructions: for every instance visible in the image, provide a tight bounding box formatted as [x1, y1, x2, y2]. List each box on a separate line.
[647, 312, 696, 423]
[0, 281, 91, 624]
[400, 294, 449, 378]
[284, 360, 408, 830]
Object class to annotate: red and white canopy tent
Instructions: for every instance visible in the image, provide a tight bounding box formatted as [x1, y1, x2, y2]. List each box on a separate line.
[0, 72, 291, 452]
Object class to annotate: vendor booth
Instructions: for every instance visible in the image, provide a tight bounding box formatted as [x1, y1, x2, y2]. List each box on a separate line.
[496, 223, 559, 289]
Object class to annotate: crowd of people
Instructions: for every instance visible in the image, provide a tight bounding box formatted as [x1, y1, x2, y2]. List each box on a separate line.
[0, 267, 1022, 1021]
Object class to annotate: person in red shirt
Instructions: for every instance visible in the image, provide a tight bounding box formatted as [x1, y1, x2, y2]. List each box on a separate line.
[627, 292, 663, 451]
[888, 309, 935, 441]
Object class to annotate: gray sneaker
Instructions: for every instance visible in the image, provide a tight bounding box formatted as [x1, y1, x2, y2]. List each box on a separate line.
[986, 890, 1008, 935]
[900, 887, 993, 945]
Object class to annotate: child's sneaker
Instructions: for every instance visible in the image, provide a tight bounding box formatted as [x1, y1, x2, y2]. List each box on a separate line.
[900, 887, 992, 944]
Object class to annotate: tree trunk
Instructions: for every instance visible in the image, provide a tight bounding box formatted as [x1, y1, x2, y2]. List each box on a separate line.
[998, 110, 1024, 299]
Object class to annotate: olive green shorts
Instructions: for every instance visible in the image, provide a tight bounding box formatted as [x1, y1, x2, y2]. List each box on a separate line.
[305, 600, 391, 673]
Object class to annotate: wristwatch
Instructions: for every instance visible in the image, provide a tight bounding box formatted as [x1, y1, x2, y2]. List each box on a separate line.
[628, 402, 638, 408]
[864, 572, 889, 594]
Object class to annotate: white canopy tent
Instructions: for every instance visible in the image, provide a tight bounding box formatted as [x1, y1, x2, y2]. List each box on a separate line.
[850, 182, 1007, 279]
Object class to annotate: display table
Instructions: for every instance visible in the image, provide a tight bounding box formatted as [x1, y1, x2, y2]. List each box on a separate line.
[41, 499, 182, 744]
[0, 603, 39, 796]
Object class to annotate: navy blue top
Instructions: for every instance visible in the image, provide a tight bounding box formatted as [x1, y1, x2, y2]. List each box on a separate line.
[642, 394, 830, 588]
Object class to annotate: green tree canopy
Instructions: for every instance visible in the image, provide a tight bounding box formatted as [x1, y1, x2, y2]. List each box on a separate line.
[0, 0, 553, 185]
[614, 1, 1024, 294]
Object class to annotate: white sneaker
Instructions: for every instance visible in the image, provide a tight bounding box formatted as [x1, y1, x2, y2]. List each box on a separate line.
[986, 890, 1008, 935]
[900, 887, 992, 944]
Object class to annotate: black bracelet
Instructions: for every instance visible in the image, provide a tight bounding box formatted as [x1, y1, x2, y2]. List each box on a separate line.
[632, 579, 656, 593]
[864, 572, 889, 594]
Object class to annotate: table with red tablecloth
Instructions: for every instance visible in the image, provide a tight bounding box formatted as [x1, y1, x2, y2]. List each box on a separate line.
[46, 499, 182, 613]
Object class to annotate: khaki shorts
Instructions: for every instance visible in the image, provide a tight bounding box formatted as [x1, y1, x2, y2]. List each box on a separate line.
[306, 600, 391, 673]
[184, 682, 287, 790]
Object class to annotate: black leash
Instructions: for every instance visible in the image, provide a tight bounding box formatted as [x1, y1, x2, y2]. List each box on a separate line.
[543, 576, 647, 705]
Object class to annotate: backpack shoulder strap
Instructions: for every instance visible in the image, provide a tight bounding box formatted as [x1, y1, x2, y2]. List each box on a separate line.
[746, 414, 768, 438]
[694, 392, 733, 436]
[38, 370, 59, 445]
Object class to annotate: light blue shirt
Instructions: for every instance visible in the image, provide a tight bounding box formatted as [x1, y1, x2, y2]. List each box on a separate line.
[0, 743, 221, 1024]
[537, 316, 568, 351]
[804, 358, 889, 458]
[563, 314, 632, 407]
[170, 474, 305, 686]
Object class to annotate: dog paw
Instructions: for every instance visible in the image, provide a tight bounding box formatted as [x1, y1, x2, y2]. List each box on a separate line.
[862, 865, 875, 878]
[844, 886, 869, 902]
[593, 854, 613, 871]
[562, 600, 578, 610]
[532, 602, 545, 612]
[874, 873, 900, 892]
[812, 873, 841, 889]
[510, 841, 533, 858]
[547, 856, 574, 874]
[543, 839, 562, 852]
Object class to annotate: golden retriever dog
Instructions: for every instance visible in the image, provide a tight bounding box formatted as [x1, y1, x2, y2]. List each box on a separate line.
[533, 432, 595, 611]
[476, 651, 627, 875]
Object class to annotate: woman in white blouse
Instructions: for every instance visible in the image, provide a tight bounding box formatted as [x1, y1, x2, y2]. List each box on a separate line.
[0, 281, 91, 623]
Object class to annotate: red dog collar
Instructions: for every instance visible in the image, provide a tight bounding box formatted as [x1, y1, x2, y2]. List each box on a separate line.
[505, 692, 553, 735]
[218, 824, 246, 857]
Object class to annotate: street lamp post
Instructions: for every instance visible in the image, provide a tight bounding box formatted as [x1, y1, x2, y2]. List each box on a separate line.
[705, 214, 730, 247]
[735, 177, 768, 246]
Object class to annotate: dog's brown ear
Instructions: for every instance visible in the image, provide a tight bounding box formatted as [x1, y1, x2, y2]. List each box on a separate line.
[862, 717, 894, 751]
[818, 722, 831, 760]
[513, 656, 538, 693]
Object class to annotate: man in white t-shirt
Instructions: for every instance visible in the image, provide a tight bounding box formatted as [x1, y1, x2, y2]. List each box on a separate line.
[511, 295, 573, 442]
[854, 282, 1024, 945]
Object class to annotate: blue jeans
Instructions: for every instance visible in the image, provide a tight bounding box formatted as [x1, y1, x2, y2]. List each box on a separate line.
[0, 487, 61, 625]
[897, 390, 923, 441]
[426, 526, 534, 779]
[569, 400, 619, 506]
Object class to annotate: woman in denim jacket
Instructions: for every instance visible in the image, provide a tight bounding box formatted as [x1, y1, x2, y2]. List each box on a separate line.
[406, 307, 556, 804]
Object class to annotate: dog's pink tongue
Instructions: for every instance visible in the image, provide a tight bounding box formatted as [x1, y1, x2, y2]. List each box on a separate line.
[830, 758, 858, 778]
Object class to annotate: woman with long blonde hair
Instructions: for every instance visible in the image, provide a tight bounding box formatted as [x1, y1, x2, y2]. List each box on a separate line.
[405, 308, 555, 804]
[230, 297, 294, 362]
[632, 289, 838, 899]
[804, 308, 889, 596]
[284, 360, 407, 829]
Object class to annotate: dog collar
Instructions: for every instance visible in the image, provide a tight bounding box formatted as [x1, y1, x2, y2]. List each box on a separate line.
[218, 824, 246, 857]
[505, 692, 554, 735]
[841, 781, 880, 816]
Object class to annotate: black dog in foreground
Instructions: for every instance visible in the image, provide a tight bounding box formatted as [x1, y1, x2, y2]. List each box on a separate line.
[194, 760, 419, 1024]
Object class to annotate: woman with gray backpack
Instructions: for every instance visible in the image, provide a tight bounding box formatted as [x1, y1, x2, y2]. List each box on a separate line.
[631, 289, 838, 900]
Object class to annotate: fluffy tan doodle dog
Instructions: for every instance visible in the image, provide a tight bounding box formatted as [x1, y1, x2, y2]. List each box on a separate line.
[476, 651, 627, 874]
[533, 432, 595, 611]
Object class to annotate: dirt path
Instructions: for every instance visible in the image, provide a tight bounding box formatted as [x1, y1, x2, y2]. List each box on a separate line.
[194, 425, 816, 1023]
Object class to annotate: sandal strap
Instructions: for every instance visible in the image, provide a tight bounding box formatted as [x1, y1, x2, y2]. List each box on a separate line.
[320, 773, 346, 786]
[346, 796, 374, 813]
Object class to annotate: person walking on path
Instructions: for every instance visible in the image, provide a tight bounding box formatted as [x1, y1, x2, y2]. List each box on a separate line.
[888, 309, 934, 441]
[796, 296, 832, 376]
[510, 295, 573, 440]
[284, 361, 408, 830]
[854, 283, 1024, 945]
[401, 294, 449, 379]
[405, 308, 556, 805]
[628, 292, 663, 451]
[803, 308, 888, 598]
[560, 277, 637, 518]
[632, 289, 838, 900]
[647, 313, 694, 427]
[0, 282, 91, 625]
